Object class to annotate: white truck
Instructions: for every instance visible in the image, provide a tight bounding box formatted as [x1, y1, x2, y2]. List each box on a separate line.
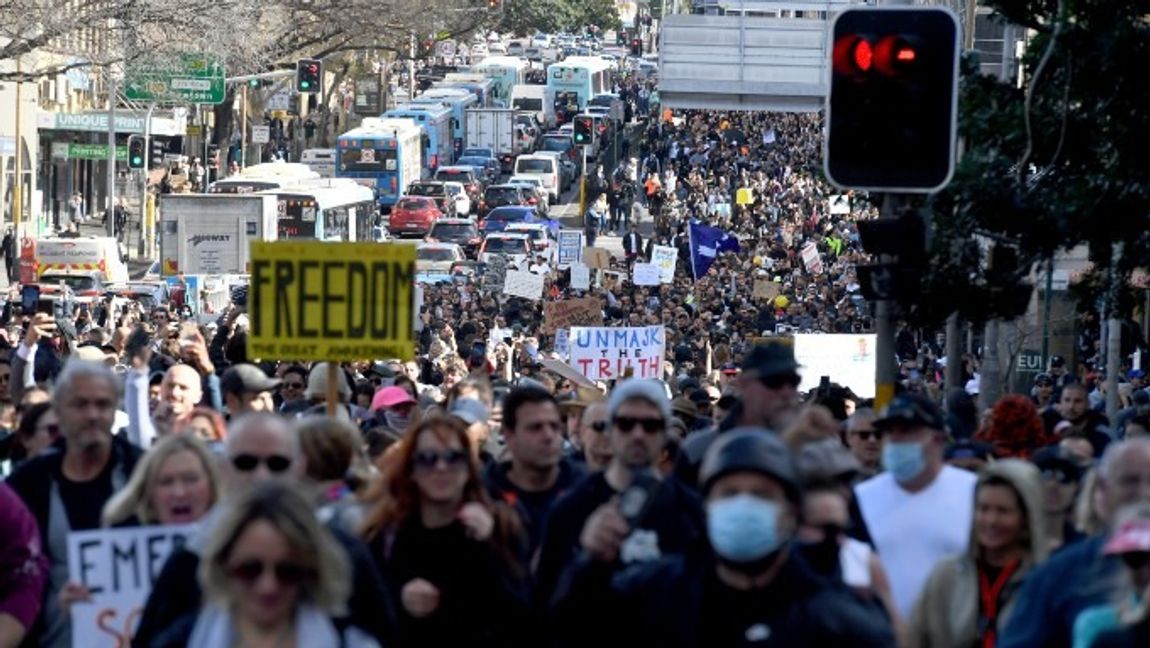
[465, 107, 534, 174]
[32, 237, 129, 284]
[159, 194, 278, 276]
[510, 85, 556, 128]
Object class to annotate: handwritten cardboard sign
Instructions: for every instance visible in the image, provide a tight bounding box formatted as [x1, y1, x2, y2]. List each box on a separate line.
[651, 245, 677, 283]
[558, 230, 583, 266]
[503, 269, 545, 300]
[569, 325, 666, 381]
[67, 525, 194, 648]
[753, 279, 780, 301]
[583, 246, 612, 270]
[632, 263, 661, 286]
[570, 262, 591, 290]
[544, 297, 603, 334]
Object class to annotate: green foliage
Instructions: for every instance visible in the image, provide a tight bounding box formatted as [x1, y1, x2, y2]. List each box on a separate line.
[500, 0, 619, 36]
[915, 1, 1150, 326]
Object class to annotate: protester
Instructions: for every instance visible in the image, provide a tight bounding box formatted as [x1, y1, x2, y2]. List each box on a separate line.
[101, 434, 219, 527]
[1080, 503, 1150, 647]
[0, 482, 49, 647]
[843, 407, 882, 481]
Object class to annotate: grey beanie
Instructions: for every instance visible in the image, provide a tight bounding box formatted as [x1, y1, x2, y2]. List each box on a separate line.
[606, 378, 673, 423]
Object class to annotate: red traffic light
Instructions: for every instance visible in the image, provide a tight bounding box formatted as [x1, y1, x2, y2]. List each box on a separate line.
[833, 34, 920, 78]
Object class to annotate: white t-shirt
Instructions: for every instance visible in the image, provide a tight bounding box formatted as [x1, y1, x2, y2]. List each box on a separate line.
[854, 465, 977, 618]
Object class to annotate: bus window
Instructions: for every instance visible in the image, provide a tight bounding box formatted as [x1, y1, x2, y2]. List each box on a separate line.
[339, 148, 399, 172]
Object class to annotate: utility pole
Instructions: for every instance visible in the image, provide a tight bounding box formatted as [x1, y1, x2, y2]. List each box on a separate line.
[12, 57, 23, 233]
[873, 194, 900, 409]
[106, 70, 117, 237]
[1106, 242, 1124, 423]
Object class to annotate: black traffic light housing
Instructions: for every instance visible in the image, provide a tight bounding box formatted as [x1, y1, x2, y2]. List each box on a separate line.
[149, 138, 165, 170]
[630, 38, 642, 56]
[825, 7, 960, 193]
[296, 59, 322, 94]
[855, 212, 929, 302]
[127, 135, 146, 170]
[573, 115, 594, 146]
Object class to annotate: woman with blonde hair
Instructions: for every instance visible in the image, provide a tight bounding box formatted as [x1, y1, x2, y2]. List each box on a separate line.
[907, 460, 1049, 647]
[361, 416, 528, 647]
[102, 433, 219, 527]
[148, 481, 378, 647]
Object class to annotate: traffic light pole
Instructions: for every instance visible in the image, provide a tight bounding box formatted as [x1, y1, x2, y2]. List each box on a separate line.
[106, 72, 117, 238]
[874, 193, 901, 410]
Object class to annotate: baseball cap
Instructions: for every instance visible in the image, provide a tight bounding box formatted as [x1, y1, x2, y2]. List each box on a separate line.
[699, 428, 800, 501]
[873, 393, 946, 432]
[220, 363, 281, 395]
[671, 396, 698, 419]
[719, 362, 740, 375]
[449, 398, 490, 426]
[740, 342, 800, 379]
[371, 386, 416, 412]
[1030, 446, 1084, 483]
[1034, 373, 1054, 386]
[1103, 518, 1150, 555]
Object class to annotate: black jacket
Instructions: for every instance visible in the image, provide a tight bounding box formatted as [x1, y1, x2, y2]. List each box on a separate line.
[551, 546, 895, 648]
[483, 458, 584, 558]
[132, 522, 397, 648]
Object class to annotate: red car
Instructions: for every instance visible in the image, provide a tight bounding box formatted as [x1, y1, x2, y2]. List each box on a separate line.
[388, 196, 443, 237]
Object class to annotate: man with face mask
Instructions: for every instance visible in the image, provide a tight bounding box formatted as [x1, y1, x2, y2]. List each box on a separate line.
[851, 393, 978, 620]
[551, 428, 894, 647]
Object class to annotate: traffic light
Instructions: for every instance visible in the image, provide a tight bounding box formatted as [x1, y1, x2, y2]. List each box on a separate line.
[825, 7, 960, 192]
[127, 135, 146, 170]
[149, 138, 165, 169]
[573, 115, 594, 146]
[296, 59, 322, 94]
[630, 38, 642, 56]
[855, 213, 928, 303]
[487, 0, 502, 9]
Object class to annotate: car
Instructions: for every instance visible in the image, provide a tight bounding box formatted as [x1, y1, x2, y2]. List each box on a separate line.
[425, 218, 482, 258]
[558, 123, 574, 137]
[488, 42, 507, 55]
[433, 166, 484, 206]
[389, 196, 443, 237]
[480, 205, 537, 233]
[480, 184, 530, 218]
[470, 43, 488, 58]
[538, 133, 578, 166]
[535, 151, 575, 192]
[38, 271, 107, 300]
[505, 176, 550, 216]
[407, 181, 461, 217]
[456, 155, 500, 184]
[110, 281, 172, 311]
[524, 47, 543, 62]
[506, 41, 525, 56]
[416, 242, 466, 275]
[531, 33, 550, 48]
[504, 223, 556, 256]
[479, 232, 532, 265]
[461, 147, 496, 162]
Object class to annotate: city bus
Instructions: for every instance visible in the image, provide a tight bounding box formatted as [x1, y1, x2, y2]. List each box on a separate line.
[384, 103, 455, 172]
[258, 182, 377, 241]
[546, 56, 615, 124]
[207, 162, 319, 193]
[410, 88, 477, 157]
[335, 118, 424, 213]
[439, 73, 497, 107]
[470, 56, 530, 105]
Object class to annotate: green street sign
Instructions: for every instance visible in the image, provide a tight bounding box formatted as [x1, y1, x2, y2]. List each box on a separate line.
[125, 54, 226, 104]
[64, 144, 128, 161]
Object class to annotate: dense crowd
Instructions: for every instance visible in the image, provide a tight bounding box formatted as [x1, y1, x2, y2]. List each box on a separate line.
[4, 98, 1150, 648]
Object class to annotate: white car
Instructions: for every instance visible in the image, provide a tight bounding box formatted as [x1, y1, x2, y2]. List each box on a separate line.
[488, 42, 507, 55]
[504, 223, 556, 256]
[471, 43, 488, 58]
[441, 181, 472, 217]
[507, 41, 525, 56]
[479, 232, 532, 266]
[416, 242, 466, 275]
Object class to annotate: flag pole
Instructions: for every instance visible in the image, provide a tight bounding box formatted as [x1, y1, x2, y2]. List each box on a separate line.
[688, 220, 698, 280]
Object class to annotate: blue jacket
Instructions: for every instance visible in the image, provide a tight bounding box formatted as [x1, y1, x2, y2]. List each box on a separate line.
[998, 535, 1119, 648]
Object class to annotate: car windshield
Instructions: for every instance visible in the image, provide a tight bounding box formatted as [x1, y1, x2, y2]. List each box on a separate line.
[41, 275, 96, 292]
[540, 138, 570, 152]
[517, 159, 553, 173]
[418, 248, 458, 261]
[507, 228, 543, 240]
[436, 170, 473, 182]
[486, 187, 521, 202]
[462, 148, 492, 158]
[488, 209, 525, 222]
[409, 184, 445, 196]
[430, 223, 476, 239]
[485, 238, 527, 253]
[457, 157, 488, 167]
[397, 198, 429, 209]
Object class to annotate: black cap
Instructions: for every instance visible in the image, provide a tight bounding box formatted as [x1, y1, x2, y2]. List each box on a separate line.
[1050, 355, 1066, 368]
[874, 393, 946, 432]
[221, 363, 281, 395]
[1034, 373, 1054, 386]
[740, 342, 800, 379]
[699, 428, 800, 502]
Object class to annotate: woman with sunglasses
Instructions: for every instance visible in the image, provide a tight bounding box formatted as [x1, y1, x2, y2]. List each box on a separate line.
[906, 460, 1048, 648]
[148, 481, 379, 648]
[6, 402, 59, 468]
[361, 417, 528, 647]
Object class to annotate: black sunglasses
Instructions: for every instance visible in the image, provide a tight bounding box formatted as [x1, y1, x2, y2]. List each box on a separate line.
[614, 416, 666, 434]
[852, 429, 883, 442]
[760, 374, 801, 390]
[1041, 468, 1078, 484]
[227, 559, 314, 586]
[590, 420, 608, 433]
[282, 381, 304, 389]
[230, 454, 292, 473]
[412, 449, 469, 470]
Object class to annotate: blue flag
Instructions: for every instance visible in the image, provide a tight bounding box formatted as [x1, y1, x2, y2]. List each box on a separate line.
[689, 221, 741, 279]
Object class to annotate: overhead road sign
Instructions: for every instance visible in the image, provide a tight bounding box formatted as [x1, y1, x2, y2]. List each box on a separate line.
[125, 54, 226, 104]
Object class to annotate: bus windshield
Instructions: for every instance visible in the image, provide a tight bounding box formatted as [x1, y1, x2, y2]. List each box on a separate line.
[339, 147, 398, 172]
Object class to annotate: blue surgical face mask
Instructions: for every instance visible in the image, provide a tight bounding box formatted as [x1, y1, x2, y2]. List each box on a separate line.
[706, 494, 784, 563]
[883, 440, 928, 483]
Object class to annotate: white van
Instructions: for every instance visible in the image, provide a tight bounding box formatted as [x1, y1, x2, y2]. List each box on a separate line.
[513, 154, 561, 204]
[301, 149, 336, 178]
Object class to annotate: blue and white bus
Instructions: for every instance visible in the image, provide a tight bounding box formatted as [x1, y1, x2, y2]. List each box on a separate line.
[410, 89, 477, 157]
[439, 73, 497, 107]
[546, 57, 615, 125]
[335, 118, 423, 213]
[384, 103, 455, 172]
[258, 181, 377, 241]
[470, 56, 530, 105]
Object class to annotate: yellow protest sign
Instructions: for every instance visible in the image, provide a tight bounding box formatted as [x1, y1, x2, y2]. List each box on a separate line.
[248, 241, 416, 362]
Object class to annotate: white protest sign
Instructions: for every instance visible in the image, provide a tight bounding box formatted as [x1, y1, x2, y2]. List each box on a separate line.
[651, 245, 677, 283]
[557, 230, 583, 266]
[68, 525, 195, 648]
[554, 328, 569, 359]
[801, 241, 823, 275]
[569, 325, 666, 381]
[793, 334, 877, 399]
[570, 263, 590, 290]
[503, 269, 545, 300]
[632, 263, 661, 286]
[829, 194, 851, 215]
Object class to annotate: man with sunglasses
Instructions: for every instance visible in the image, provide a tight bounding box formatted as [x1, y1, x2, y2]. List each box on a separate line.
[675, 342, 804, 489]
[844, 408, 882, 481]
[534, 379, 704, 616]
[135, 413, 398, 647]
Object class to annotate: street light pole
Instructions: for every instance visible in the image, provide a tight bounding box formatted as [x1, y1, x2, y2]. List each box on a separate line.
[12, 57, 23, 233]
[106, 70, 117, 237]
